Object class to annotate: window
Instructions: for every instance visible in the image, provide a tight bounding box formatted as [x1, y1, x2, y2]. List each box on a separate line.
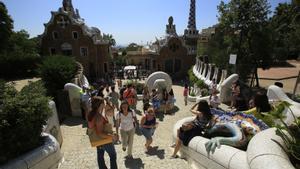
[52, 31, 58, 40]
[175, 59, 181, 72]
[72, 31, 78, 39]
[152, 60, 156, 69]
[49, 48, 56, 55]
[80, 47, 88, 56]
[165, 59, 173, 73]
[104, 63, 108, 73]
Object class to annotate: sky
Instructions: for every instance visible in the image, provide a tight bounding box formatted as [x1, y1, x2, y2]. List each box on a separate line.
[2, 0, 290, 46]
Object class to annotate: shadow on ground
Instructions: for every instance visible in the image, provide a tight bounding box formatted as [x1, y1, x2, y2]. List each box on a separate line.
[168, 106, 179, 114]
[156, 106, 180, 121]
[124, 157, 144, 169]
[145, 146, 165, 159]
[62, 117, 87, 128]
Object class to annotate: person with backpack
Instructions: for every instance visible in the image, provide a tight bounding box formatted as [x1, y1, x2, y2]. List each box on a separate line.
[116, 100, 138, 158]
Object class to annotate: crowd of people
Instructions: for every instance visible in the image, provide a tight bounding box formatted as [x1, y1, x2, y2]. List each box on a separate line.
[83, 80, 177, 169]
[82, 78, 275, 168]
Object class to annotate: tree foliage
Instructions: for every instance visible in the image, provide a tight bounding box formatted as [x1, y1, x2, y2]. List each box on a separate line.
[0, 30, 41, 79]
[198, 0, 273, 82]
[103, 33, 116, 46]
[0, 2, 13, 53]
[38, 55, 77, 97]
[0, 3, 41, 79]
[271, 0, 300, 59]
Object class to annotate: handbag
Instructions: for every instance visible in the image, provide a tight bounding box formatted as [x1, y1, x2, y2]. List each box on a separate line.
[87, 120, 114, 147]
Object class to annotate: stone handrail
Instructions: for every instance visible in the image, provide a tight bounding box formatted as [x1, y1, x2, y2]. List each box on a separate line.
[173, 117, 296, 169]
[0, 133, 62, 169]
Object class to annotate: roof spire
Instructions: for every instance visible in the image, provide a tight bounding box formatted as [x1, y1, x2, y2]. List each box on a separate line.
[63, 0, 74, 13]
[187, 0, 196, 29]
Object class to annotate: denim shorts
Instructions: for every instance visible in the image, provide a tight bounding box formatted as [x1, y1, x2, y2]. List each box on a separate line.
[141, 127, 155, 140]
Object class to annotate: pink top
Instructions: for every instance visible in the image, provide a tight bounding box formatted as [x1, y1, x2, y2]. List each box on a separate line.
[183, 88, 188, 96]
[88, 113, 108, 132]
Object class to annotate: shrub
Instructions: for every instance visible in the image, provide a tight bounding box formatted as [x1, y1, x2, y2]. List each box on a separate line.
[190, 91, 196, 97]
[39, 55, 77, 97]
[196, 79, 208, 89]
[188, 67, 198, 85]
[0, 82, 51, 164]
[201, 88, 209, 97]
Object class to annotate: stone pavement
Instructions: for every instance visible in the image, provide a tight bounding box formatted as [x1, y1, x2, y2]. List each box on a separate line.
[59, 84, 193, 169]
[257, 60, 300, 93]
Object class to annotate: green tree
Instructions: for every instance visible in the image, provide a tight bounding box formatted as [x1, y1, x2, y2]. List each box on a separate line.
[0, 30, 41, 79]
[103, 33, 116, 46]
[217, 0, 272, 85]
[0, 2, 13, 53]
[271, 0, 300, 59]
[126, 43, 142, 51]
[38, 55, 77, 97]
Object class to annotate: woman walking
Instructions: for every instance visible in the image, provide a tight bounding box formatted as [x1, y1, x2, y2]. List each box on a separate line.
[140, 107, 158, 151]
[116, 100, 138, 158]
[87, 97, 118, 169]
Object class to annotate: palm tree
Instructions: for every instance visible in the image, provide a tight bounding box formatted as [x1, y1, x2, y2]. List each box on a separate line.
[103, 33, 116, 46]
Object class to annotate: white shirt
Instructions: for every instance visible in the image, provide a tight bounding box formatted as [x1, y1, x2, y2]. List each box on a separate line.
[117, 110, 136, 131]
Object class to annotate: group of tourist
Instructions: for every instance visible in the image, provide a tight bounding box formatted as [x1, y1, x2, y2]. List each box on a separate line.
[84, 81, 161, 169]
[171, 87, 274, 158]
[84, 77, 276, 168]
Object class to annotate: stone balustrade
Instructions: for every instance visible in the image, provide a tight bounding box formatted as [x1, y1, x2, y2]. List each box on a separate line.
[191, 58, 231, 102]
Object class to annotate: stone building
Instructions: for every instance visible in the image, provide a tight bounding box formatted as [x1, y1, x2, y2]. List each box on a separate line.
[41, 0, 112, 81]
[126, 0, 199, 79]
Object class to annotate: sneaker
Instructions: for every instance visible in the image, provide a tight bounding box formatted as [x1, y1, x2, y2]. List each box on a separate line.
[170, 155, 179, 159]
[170, 143, 176, 148]
[122, 147, 126, 152]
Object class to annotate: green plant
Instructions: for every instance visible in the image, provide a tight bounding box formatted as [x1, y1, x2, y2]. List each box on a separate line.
[201, 88, 209, 97]
[266, 101, 300, 167]
[190, 91, 196, 97]
[38, 55, 77, 97]
[135, 83, 144, 95]
[188, 67, 198, 85]
[196, 79, 209, 90]
[0, 82, 51, 164]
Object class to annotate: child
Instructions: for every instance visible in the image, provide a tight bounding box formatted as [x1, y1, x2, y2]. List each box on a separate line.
[151, 89, 160, 112]
[140, 107, 158, 151]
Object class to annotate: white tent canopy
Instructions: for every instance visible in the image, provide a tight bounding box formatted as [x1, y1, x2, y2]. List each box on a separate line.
[124, 65, 136, 71]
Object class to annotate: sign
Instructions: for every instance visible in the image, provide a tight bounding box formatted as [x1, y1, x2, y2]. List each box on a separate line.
[229, 54, 237, 65]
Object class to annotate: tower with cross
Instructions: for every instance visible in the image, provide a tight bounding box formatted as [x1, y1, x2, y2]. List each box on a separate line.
[184, 0, 199, 55]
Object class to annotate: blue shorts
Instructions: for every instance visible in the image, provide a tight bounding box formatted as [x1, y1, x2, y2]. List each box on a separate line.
[141, 127, 156, 140]
[152, 99, 160, 109]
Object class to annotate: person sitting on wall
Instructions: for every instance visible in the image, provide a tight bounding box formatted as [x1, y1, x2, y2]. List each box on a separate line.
[243, 91, 274, 126]
[171, 100, 214, 158]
